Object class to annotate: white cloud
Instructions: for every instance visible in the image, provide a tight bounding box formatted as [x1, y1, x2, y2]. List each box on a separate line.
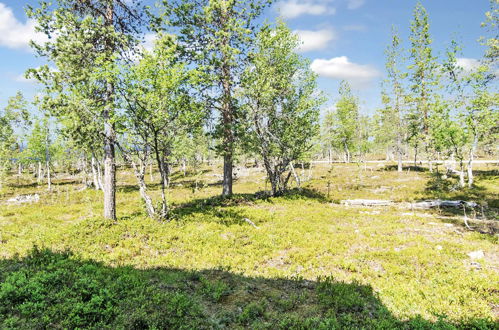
[294, 28, 336, 52]
[456, 57, 481, 72]
[14, 66, 58, 83]
[14, 73, 35, 83]
[142, 33, 157, 52]
[0, 2, 47, 51]
[347, 0, 365, 10]
[276, 0, 335, 19]
[310, 56, 380, 87]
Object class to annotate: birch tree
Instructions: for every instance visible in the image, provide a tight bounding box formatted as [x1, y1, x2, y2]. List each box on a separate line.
[380, 26, 407, 171]
[407, 2, 440, 169]
[334, 81, 359, 163]
[121, 34, 205, 219]
[241, 21, 324, 196]
[27, 118, 54, 189]
[0, 92, 31, 189]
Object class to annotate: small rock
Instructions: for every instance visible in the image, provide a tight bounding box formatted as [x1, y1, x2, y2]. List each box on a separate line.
[470, 262, 482, 270]
[354, 229, 360, 233]
[444, 223, 454, 227]
[436, 245, 443, 250]
[467, 250, 484, 259]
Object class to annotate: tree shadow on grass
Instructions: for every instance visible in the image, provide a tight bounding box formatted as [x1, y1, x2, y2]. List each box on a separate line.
[422, 173, 498, 234]
[1, 248, 494, 329]
[170, 188, 329, 225]
[169, 193, 261, 226]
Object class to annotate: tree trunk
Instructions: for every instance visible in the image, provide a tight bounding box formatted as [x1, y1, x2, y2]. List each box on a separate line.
[289, 162, 300, 189]
[344, 143, 350, 163]
[46, 161, 51, 191]
[467, 148, 475, 188]
[413, 145, 418, 167]
[131, 159, 156, 219]
[220, 9, 234, 197]
[103, 2, 116, 220]
[458, 161, 465, 188]
[397, 135, 403, 172]
[91, 156, 100, 190]
[154, 149, 170, 218]
[37, 161, 42, 183]
[222, 153, 233, 196]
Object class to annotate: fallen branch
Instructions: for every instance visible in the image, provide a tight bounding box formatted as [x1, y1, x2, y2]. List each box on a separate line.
[411, 200, 477, 209]
[341, 199, 394, 206]
[338, 199, 478, 210]
[243, 218, 260, 229]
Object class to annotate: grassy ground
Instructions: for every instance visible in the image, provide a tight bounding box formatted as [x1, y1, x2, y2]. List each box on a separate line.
[0, 162, 498, 328]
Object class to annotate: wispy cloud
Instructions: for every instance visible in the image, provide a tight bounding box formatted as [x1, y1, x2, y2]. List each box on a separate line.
[456, 58, 481, 72]
[294, 28, 336, 52]
[276, 0, 336, 19]
[0, 2, 47, 51]
[310, 56, 380, 88]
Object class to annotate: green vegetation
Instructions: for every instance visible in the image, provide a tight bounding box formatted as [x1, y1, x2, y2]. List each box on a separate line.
[0, 0, 497, 328]
[1, 164, 497, 328]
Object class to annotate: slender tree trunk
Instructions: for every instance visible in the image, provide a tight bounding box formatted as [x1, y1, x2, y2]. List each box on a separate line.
[91, 155, 100, 190]
[222, 153, 233, 196]
[458, 160, 465, 188]
[344, 142, 350, 163]
[397, 136, 403, 172]
[467, 143, 476, 188]
[154, 149, 169, 218]
[131, 159, 156, 219]
[220, 9, 234, 197]
[289, 162, 300, 189]
[413, 145, 418, 167]
[46, 161, 51, 191]
[467, 157, 473, 188]
[103, 118, 116, 219]
[102, 2, 116, 220]
[37, 161, 42, 183]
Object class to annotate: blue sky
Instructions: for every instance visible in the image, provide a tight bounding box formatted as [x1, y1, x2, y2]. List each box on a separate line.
[0, 0, 491, 117]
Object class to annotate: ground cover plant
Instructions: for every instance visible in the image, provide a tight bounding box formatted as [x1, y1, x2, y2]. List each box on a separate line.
[1, 163, 497, 328]
[0, 0, 498, 328]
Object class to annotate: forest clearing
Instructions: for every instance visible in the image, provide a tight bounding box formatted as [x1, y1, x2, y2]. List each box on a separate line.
[0, 0, 498, 328]
[1, 162, 498, 328]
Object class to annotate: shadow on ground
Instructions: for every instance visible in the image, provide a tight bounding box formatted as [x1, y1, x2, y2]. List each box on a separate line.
[1, 248, 494, 329]
[422, 172, 498, 234]
[170, 188, 329, 225]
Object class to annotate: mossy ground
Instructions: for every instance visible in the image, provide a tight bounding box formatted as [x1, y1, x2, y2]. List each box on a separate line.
[0, 162, 498, 328]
